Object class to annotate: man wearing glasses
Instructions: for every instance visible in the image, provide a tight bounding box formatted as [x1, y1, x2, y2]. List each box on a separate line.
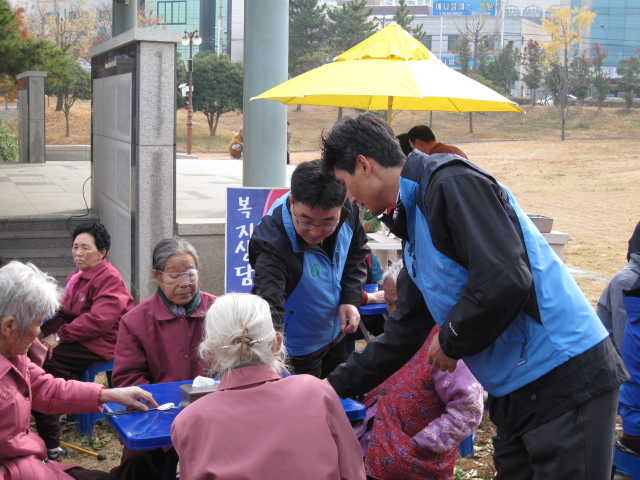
[249, 160, 369, 377]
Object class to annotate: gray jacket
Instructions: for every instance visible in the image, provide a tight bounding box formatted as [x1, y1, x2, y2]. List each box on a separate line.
[597, 253, 640, 352]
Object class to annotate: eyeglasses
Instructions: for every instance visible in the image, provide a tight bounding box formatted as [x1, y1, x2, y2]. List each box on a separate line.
[157, 269, 198, 285]
[293, 211, 340, 232]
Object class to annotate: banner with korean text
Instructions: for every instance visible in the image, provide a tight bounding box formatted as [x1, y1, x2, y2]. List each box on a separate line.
[225, 187, 289, 293]
[432, 1, 496, 16]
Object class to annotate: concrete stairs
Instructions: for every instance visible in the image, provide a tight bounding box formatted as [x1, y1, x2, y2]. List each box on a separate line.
[0, 215, 100, 285]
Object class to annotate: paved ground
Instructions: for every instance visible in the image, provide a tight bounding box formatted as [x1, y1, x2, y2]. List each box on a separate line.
[0, 157, 297, 220]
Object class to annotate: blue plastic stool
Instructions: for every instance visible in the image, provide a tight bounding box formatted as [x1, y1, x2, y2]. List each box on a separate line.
[458, 432, 476, 458]
[612, 442, 640, 479]
[75, 359, 114, 436]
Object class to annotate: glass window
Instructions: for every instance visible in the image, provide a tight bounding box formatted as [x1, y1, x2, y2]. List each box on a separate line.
[157, 1, 187, 25]
[423, 35, 432, 50]
[447, 35, 460, 51]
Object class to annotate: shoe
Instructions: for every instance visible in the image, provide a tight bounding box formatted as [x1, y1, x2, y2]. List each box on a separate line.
[46, 446, 67, 461]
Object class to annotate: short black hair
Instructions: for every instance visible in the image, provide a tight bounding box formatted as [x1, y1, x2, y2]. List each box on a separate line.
[407, 125, 436, 144]
[396, 133, 413, 156]
[321, 113, 404, 174]
[290, 160, 346, 210]
[72, 222, 111, 253]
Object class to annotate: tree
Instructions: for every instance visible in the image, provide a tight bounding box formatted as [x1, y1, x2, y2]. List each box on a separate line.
[289, 0, 327, 78]
[590, 42, 609, 111]
[617, 55, 640, 110]
[484, 40, 520, 96]
[48, 61, 90, 136]
[572, 51, 592, 105]
[191, 53, 243, 137]
[91, 2, 164, 50]
[451, 36, 472, 75]
[522, 40, 544, 105]
[0, 0, 68, 78]
[393, 0, 425, 43]
[326, 0, 376, 57]
[541, 6, 596, 140]
[455, 16, 497, 74]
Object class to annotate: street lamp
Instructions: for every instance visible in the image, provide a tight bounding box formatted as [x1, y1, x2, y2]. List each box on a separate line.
[181, 30, 202, 155]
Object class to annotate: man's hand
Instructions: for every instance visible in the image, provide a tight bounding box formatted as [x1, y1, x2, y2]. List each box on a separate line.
[426, 332, 458, 373]
[98, 387, 159, 411]
[41, 333, 59, 360]
[366, 290, 385, 304]
[339, 304, 360, 334]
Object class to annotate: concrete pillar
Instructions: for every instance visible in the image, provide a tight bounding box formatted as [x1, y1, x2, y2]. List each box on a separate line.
[112, 0, 137, 37]
[242, 0, 288, 188]
[16, 71, 47, 163]
[90, 29, 182, 302]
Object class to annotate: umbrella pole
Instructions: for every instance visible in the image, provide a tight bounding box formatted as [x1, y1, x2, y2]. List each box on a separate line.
[387, 96, 393, 125]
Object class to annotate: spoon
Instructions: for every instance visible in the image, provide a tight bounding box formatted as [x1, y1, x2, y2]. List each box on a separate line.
[105, 402, 177, 415]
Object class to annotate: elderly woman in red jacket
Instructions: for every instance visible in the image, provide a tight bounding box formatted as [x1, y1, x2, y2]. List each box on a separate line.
[33, 222, 134, 461]
[171, 293, 365, 480]
[0, 261, 156, 480]
[110, 237, 217, 480]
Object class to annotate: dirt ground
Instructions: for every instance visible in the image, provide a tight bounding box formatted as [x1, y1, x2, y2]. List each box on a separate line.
[19, 103, 640, 478]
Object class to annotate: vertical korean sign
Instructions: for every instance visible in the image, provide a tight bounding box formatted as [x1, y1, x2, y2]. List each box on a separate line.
[226, 187, 289, 293]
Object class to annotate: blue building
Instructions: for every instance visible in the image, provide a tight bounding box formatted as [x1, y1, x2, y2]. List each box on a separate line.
[574, 0, 640, 68]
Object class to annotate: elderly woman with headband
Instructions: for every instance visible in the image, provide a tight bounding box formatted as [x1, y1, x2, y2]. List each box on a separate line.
[0, 261, 156, 480]
[110, 238, 217, 480]
[171, 293, 365, 480]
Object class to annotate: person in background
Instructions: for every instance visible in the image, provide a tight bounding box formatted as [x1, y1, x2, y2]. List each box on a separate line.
[0, 261, 156, 480]
[33, 222, 134, 461]
[171, 293, 366, 480]
[597, 225, 640, 352]
[287, 121, 292, 165]
[229, 127, 243, 159]
[407, 125, 468, 159]
[321, 113, 627, 480]
[618, 277, 640, 456]
[362, 208, 381, 234]
[110, 238, 217, 480]
[396, 133, 413, 157]
[356, 260, 484, 480]
[249, 160, 369, 378]
[628, 221, 640, 262]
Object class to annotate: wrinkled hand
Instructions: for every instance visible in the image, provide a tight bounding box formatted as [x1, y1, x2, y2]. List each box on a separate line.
[339, 304, 360, 334]
[98, 387, 159, 411]
[366, 290, 385, 304]
[40, 334, 59, 360]
[426, 332, 457, 373]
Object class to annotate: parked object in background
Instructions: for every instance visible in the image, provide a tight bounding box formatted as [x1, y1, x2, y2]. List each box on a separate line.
[538, 94, 577, 106]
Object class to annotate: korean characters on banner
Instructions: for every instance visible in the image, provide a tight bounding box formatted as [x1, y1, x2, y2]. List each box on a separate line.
[433, 1, 496, 16]
[225, 187, 289, 293]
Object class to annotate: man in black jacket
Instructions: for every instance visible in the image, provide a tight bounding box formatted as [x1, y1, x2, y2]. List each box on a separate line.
[321, 113, 627, 480]
[249, 160, 369, 378]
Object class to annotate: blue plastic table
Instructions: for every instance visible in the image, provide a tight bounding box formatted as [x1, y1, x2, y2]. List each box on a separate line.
[359, 303, 388, 315]
[104, 380, 366, 450]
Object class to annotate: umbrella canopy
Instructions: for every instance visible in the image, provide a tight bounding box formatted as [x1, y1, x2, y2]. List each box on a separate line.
[253, 25, 524, 123]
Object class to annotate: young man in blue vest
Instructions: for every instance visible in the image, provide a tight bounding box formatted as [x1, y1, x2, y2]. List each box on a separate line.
[249, 160, 369, 378]
[321, 113, 628, 480]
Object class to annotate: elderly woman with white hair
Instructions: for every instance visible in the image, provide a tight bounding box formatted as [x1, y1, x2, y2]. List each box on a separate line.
[171, 293, 365, 480]
[0, 261, 157, 480]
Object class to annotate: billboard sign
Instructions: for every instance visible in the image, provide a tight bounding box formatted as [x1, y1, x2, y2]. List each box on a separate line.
[432, 1, 496, 16]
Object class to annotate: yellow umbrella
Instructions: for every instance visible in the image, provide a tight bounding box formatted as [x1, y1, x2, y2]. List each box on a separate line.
[253, 25, 523, 124]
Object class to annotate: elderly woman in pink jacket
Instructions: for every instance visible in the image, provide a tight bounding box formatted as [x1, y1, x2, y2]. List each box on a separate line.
[171, 293, 366, 480]
[0, 261, 156, 480]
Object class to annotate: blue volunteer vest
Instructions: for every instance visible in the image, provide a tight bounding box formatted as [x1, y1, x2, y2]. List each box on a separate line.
[400, 154, 608, 396]
[264, 192, 354, 356]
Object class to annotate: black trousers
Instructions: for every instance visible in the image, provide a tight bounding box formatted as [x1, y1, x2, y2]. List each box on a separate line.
[289, 333, 347, 378]
[493, 387, 619, 480]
